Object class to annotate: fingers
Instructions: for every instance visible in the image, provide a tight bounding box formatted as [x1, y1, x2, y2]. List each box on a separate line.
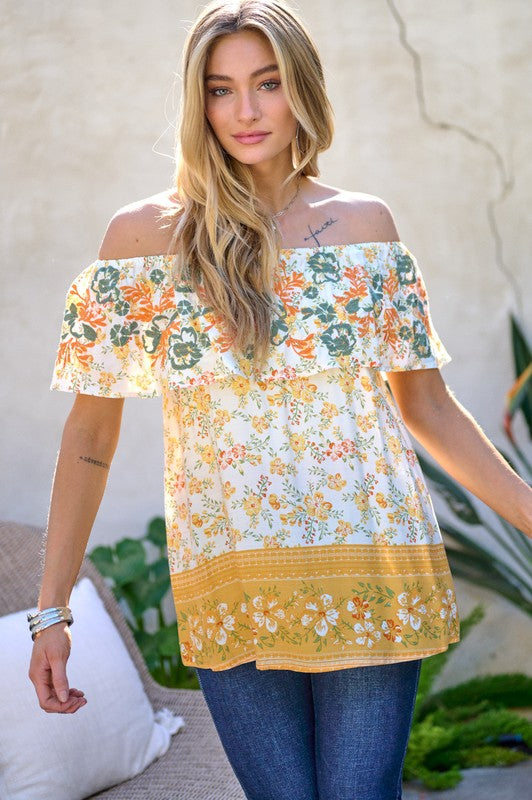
[38, 686, 87, 715]
[56, 689, 88, 715]
[32, 666, 87, 714]
[50, 649, 70, 703]
[57, 688, 87, 715]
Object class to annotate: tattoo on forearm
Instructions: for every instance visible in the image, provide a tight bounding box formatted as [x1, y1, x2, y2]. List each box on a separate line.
[79, 456, 110, 470]
[303, 217, 339, 247]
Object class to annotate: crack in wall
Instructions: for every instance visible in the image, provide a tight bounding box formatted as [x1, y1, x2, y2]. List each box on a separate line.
[385, 0, 522, 317]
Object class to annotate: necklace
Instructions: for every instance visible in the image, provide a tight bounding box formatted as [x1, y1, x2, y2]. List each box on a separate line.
[272, 179, 302, 219]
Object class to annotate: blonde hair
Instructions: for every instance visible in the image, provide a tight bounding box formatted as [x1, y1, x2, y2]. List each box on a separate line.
[168, 0, 334, 365]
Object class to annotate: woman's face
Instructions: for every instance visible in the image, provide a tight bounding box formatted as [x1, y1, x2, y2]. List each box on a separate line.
[204, 30, 298, 172]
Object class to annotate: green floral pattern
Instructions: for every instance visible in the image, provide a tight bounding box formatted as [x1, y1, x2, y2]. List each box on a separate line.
[51, 242, 450, 397]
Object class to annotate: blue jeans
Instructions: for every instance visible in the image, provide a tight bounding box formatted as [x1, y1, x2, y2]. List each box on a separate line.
[195, 658, 421, 800]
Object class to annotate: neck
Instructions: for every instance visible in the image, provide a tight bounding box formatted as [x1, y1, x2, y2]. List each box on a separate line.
[248, 150, 303, 214]
[252, 171, 304, 216]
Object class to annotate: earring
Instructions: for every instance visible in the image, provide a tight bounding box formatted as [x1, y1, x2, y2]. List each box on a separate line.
[291, 123, 303, 170]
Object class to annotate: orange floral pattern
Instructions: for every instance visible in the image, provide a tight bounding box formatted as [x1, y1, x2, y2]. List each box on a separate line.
[52, 242, 458, 671]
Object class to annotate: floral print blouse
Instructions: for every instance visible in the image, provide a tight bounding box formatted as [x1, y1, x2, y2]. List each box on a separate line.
[52, 241, 459, 672]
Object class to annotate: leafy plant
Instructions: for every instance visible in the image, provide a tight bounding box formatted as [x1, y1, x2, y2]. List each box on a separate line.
[89, 517, 198, 689]
[405, 606, 532, 789]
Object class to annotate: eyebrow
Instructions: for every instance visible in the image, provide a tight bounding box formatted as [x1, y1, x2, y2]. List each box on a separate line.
[205, 63, 279, 82]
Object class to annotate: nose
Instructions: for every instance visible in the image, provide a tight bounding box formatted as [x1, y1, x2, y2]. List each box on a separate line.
[237, 90, 261, 123]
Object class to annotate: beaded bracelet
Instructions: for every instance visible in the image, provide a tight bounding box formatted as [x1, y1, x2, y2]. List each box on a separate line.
[27, 606, 74, 641]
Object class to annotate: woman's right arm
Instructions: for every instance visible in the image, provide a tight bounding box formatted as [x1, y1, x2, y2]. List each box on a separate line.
[30, 194, 173, 712]
[29, 393, 124, 713]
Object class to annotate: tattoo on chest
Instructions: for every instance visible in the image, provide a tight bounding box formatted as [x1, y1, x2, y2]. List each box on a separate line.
[79, 455, 110, 470]
[303, 217, 339, 247]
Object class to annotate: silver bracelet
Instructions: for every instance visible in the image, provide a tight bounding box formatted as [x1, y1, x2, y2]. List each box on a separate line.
[27, 606, 74, 641]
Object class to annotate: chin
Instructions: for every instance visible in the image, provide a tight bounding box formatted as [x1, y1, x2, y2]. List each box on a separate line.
[224, 143, 293, 168]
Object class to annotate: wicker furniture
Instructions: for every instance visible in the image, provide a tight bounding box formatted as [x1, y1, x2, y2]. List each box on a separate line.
[0, 520, 246, 800]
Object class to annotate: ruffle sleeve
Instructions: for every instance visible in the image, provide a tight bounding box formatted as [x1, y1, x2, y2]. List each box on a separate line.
[50, 256, 178, 397]
[373, 242, 451, 371]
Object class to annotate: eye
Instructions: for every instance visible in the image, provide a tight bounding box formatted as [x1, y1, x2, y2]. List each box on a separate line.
[261, 80, 280, 90]
[207, 87, 231, 97]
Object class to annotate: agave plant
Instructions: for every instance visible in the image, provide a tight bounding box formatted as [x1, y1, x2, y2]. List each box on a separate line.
[418, 315, 532, 615]
[504, 315, 532, 473]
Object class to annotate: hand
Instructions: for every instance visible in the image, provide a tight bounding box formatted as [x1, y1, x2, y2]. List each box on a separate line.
[28, 623, 87, 714]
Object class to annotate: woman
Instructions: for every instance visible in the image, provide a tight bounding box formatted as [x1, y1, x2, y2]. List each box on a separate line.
[30, 1, 532, 798]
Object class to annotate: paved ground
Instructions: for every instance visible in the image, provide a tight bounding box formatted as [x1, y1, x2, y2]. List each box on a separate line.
[402, 760, 532, 799]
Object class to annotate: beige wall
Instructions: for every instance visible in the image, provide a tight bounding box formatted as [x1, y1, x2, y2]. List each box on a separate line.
[2, 0, 531, 651]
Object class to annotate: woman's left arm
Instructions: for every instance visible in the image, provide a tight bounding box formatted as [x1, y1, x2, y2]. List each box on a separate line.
[386, 368, 532, 538]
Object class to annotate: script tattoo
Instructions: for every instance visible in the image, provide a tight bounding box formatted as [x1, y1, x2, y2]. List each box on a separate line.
[303, 217, 339, 247]
[79, 455, 110, 470]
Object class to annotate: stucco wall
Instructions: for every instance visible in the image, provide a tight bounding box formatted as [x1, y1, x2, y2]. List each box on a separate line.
[2, 0, 530, 601]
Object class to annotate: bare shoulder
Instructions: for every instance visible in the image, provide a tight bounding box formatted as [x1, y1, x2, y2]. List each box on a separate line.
[98, 189, 181, 260]
[343, 190, 400, 243]
[305, 179, 400, 244]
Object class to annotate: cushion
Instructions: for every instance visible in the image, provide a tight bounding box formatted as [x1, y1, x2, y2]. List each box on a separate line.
[0, 577, 184, 800]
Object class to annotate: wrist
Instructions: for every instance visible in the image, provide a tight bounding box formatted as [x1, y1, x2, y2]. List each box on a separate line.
[39, 588, 71, 609]
[39, 598, 69, 609]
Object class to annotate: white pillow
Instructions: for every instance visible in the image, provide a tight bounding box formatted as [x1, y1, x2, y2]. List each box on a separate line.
[0, 577, 184, 800]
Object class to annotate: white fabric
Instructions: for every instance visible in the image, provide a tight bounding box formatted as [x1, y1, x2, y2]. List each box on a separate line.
[0, 577, 184, 800]
[154, 707, 185, 735]
[49, 243, 458, 672]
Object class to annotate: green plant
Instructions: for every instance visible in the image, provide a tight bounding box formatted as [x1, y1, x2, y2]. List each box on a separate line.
[89, 517, 198, 689]
[405, 606, 532, 790]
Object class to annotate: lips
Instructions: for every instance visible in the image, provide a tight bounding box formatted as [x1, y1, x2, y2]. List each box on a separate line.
[232, 131, 271, 144]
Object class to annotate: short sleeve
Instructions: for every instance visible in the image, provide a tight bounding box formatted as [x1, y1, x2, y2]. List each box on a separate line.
[376, 243, 451, 371]
[51, 259, 164, 397]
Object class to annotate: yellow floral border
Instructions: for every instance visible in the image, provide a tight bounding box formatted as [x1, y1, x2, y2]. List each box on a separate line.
[171, 543, 459, 672]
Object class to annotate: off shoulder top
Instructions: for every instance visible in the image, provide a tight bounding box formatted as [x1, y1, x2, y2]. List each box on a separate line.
[52, 241, 459, 672]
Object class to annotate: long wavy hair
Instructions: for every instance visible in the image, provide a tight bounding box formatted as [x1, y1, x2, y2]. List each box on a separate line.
[167, 0, 334, 365]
